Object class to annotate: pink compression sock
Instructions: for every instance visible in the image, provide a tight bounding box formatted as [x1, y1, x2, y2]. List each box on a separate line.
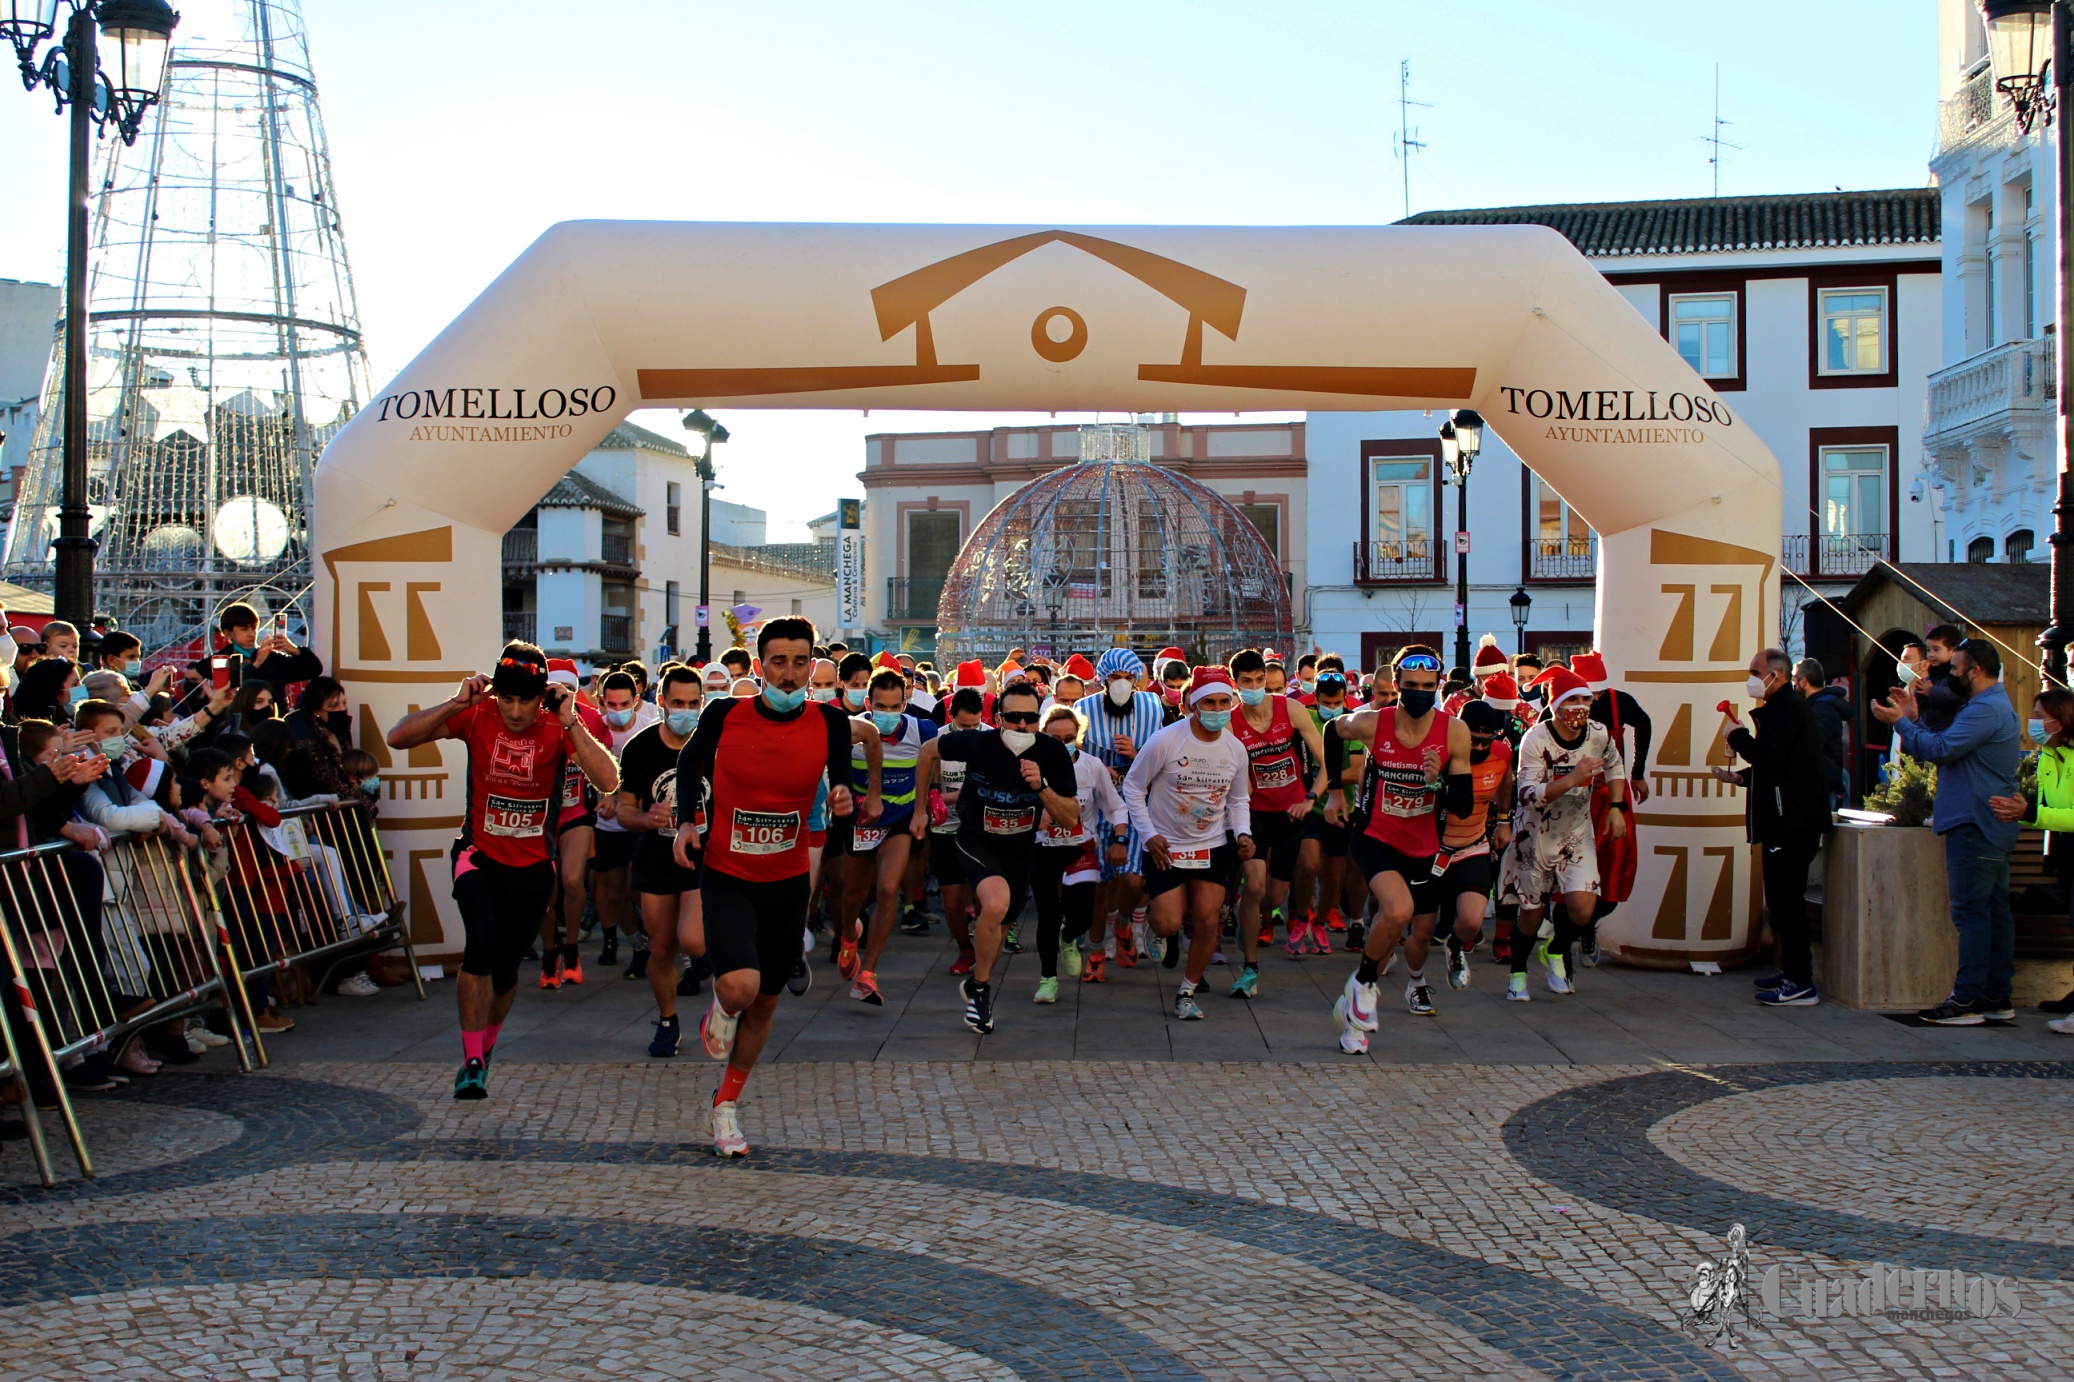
[461, 1029, 487, 1063]
[483, 1022, 504, 1054]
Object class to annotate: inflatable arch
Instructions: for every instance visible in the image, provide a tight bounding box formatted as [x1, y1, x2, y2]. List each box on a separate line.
[315, 223, 1781, 968]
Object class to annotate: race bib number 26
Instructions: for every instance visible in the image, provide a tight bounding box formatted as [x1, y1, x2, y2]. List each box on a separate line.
[730, 808, 801, 856]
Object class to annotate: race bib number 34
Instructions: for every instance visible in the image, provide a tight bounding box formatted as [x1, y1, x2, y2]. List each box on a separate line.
[731, 808, 801, 856]
[1170, 846, 1212, 870]
[484, 794, 548, 838]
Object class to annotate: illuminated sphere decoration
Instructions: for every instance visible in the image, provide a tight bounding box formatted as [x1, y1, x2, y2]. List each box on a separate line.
[935, 424, 1293, 668]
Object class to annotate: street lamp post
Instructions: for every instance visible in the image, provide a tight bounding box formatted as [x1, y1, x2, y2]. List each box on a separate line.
[1978, 0, 2074, 685]
[1438, 408, 1484, 677]
[4, 1, 180, 629]
[1510, 585, 1533, 655]
[681, 407, 729, 663]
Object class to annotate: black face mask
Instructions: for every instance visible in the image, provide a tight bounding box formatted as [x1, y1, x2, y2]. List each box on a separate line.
[1398, 687, 1437, 717]
[1952, 676, 1974, 700]
[1470, 736, 1497, 763]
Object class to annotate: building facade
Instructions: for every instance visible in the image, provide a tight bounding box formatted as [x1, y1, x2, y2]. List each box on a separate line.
[1925, 0, 2057, 567]
[1308, 190, 1942, 671]
[859, 420, 1303, 659]
[0, 280, 59, 497]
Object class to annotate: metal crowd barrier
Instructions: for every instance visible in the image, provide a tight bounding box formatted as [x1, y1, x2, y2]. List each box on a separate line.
[0, 798, 418, 1188]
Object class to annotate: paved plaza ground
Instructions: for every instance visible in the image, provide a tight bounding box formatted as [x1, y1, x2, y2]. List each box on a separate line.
[4, 926, 2071, 1380]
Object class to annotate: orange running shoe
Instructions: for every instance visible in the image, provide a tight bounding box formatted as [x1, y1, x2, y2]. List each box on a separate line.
[1325, 907, 1347, 932]
[1257, 918, 1276, 946]
[948, 949, 975, 976]
[538, 953, 562, 990]
[561, 949, 584, 985]
[1082, 953, 1106, 983]
[836, 922, 862, 981]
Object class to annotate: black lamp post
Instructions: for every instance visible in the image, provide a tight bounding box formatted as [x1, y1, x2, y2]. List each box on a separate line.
[1978, 0, 2073, 685]
[1510, 585, 1532, 655]
[681, 407, 729, 663]
[4, 0, 180, 630]
[1439, 408, 1483, 676]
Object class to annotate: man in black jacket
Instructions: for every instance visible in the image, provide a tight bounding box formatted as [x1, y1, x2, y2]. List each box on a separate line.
[1797, 657, 1852, 806]
[1722, 647, 1833, 1007]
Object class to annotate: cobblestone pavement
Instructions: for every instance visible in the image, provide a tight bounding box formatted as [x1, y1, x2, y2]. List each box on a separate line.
[4, 929, 2071, 1379]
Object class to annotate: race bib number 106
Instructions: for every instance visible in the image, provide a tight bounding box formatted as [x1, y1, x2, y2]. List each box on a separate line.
[730, 808, 801, 856]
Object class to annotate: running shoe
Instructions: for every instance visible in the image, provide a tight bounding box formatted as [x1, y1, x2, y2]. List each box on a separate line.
[1917, 997, 1984, 1025]
[699, 997, 739, 1059]
[1576, 927, 1601, 968]
[1445, 934, 1470, 991]
[1175, 987, 1204, 1021]
[851, 970, 884, 1006]
[1982, 1003, 2017, 1025]
[1406, 981, 1435, 1016]
[538, 953, 562, 990]
[900, 904, 931, 934]
[1378, 949, 1397, 977]
[948, 949, 975, 976]
[1033, 976, 1060, 1004]
[1757, 980, 1820, 1007]
[649, 1014, 682, 1058]
[188, 1019, 230, 1050]
[1343, 920, 1366, 953]
[710, 1099, 749, 1157]
[1337, 1027, 1370, 1055]
[1300, 921, 1328, 955]
[836, 925, 861, 981]
[961, 977, 995, 1034]
[337, 971, 381, 997]
[452, 1058, 488, 1100]
[1258, 917, 1277, 947]
[1325, 907, 1347, 932]
[624, 948, 649, 981]
[1229, 964, 1259, 1000]
[1505, 974, 1530, 1002]
[676, 961, 702, 998]
[2049, 1015, 2074, 1035]
[1340, 972, 1381, 1032]
[1060, 938, 1083, 979]
[561, 946, 585, 985]
[599, 931, 619, 966]
[1082, 953, 1107, 983]
[786, 956, 812, 996]
[1004, 925, 1023, 954]
[1543, 950, 1572, 995]
[1751, 970, 1789, 990]
[1131, 910, 1151, 957]
[1116, 932, 1139, 968]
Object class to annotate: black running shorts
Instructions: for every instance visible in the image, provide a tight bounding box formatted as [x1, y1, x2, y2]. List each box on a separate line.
[701, 867, 810, 995]
[1349, 834, 1439, 916]
[1432, 850, 1494, 923]
[588, 829, 638, 873]
[452, 847, 557, 992]
[1247, 810, 1303, 883]
[1142, 840, 1239, 897]
[928, 831, 966, 886]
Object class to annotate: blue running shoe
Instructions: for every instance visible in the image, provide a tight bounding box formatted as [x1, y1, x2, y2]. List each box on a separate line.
[452, 1058, 487, 1100]
[649, 1014, 682, 1058]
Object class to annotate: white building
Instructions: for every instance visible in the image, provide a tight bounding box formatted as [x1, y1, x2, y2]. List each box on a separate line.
[0, 280, 60, 493]
[1925, 0, 2057, 565]
[859, 420, 1303, 659]
[1308, 189, 1943, 671]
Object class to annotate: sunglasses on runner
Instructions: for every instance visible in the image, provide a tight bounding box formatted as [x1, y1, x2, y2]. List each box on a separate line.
[999, 710, 1041, 725]
[1395, 653, 1443, 673]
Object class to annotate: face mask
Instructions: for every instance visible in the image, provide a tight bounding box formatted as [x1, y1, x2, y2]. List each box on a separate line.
[1238, 687, 1267, 707]
[1470, 737, 1496, 764]
[1196, 708, 1232, 733]
[807, 686, 838, 703]
[1318, 704, 1344, 720]
[1163, 687, 1185, 706]
[605, 708, 635, 728]
[359, 777, 381, 796]
[2028, 717, 2048, 743]
[1895, 660, 1918, 686]
[1296, 680, 1314, 695]
[66, 685, 88, 706]
[1000, 728, 1036, 753]
[762, 683, 808, 714]
[870, 710, 904, 736]
[666, 707, 700, 736]
[1107, 679, 1134, 707]
[99, 737, 128, 760]
[1398, 687, 1436, 717]
[1745, 674, 1769, 701]
[122, 660, 142, 678]
[1952, 677, 1974, 701]
[844, 688, 868, 709]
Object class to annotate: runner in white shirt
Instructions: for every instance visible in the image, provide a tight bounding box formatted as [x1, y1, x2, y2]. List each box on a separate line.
[592, 669, 660, 973]
[1121, 666, 1255, 1021]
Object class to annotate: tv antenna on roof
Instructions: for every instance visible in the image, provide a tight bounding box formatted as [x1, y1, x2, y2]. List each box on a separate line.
[1702, 63, 1743, 197]
[1393, 59, 1431, 220]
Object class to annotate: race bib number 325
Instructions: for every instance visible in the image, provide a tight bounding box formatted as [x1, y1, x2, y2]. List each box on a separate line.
[730, 808, 801, 856]
[484, 794, 548, 838]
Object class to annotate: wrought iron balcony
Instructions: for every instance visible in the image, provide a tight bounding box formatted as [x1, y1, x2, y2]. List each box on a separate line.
[502, 611, 535, 644]
[1352, 538, 1440, 585]
[600, 614, 633, 652]
[1781, 532, 1885, 580]
[601, 532, 635, 568]
[1527, 536, 1595, 582]
[1936, 66, 2012, 156]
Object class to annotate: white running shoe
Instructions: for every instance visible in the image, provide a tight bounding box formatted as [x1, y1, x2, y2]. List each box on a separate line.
[1544, 952, 1573, 995]
[699, 997, 739, 1060]
[1339, 972, 1381, 1032]
[1379, 951, 1398, 978]
[336, 971, 380, 997]
[2048, 1014, 2074, 1036]
[1337, 1026, 1370, 1054]
[1506, 974, 1531, 1002]
[710, 1099, 749, 1157]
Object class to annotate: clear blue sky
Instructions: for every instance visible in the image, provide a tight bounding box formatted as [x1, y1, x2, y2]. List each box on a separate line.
[0, 0, 1939, 538]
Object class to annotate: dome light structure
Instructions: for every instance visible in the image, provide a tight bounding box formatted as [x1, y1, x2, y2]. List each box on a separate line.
[935, 424, 1293, 667]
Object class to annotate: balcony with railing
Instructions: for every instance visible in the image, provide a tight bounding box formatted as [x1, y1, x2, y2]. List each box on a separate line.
[600, 614, 632, 652]
[1351, 538, 1439, 585]
[1781, 532, 1886, 580]
[502, 611, 535, 644]
[600, 532, 635, 569]
[886, 575, 943, 623]
[1527, 536, 1596, 583]
[1936, 65, 2012, 157]
[1925, 337, 2055, 449]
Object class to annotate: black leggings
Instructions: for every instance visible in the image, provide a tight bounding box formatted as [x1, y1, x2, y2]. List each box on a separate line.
[454, 851, 558, 994]
[1031, 844, 1096, 979]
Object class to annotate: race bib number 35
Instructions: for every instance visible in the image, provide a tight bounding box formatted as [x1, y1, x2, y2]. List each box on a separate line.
[730, 808, 801, 856]
[984, 805, 1037, 836]
[484, 794, 548, 838]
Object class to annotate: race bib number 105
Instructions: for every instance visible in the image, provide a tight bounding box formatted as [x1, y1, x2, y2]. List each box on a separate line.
[730, 808, 801, 856]
[484, 794, 548, 838]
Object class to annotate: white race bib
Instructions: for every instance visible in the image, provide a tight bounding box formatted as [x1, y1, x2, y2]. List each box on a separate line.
[483, 794, 548, 839]
[1169, 846, 1212, 870]
[730, 808, 801, 856]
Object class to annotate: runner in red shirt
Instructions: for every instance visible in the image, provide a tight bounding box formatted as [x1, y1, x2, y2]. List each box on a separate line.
[386, 642, 618, 1101]
[1225, 648, 1330, 998]
[670, 617, 882, 1157]
[540, 658, 608, 989]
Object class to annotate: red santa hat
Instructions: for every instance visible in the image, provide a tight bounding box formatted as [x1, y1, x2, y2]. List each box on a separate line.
[953, 659, 987, 688]
[1262, 647, 1284, 667]
[1472, 634, 1508, 678]
[126, 755, 167, 802]
[546, 657, 582, 689]
[1529, 664, 1593, 709]
[1187, 665, 1237, 705]
[1061, 653, 1097, 680]
[1481, 670, 1520, 710]
[873, 651, 903, 673]
[1156, 646, 1186, 663]
[1569, 651, 1609, 691]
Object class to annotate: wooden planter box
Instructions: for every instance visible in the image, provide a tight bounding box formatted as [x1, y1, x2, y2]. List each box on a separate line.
[1820, 823, 1956, 1011]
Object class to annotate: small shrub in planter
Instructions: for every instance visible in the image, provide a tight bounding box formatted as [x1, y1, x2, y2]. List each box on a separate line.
[1864, 754, 1937, 828]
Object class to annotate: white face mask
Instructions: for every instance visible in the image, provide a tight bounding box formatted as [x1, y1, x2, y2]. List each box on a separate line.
[1895, 660, 1918, 686]
[1000, 729, 1036, 754]
[1106, 679, 1134, 707]
[1745, 674, 1770, 701]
